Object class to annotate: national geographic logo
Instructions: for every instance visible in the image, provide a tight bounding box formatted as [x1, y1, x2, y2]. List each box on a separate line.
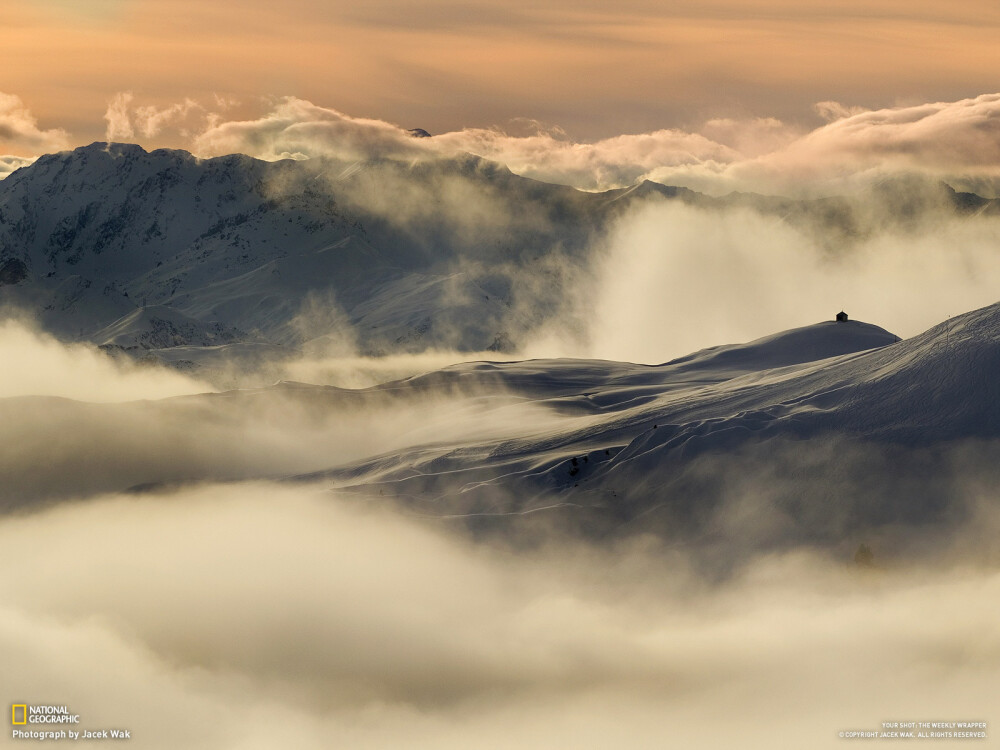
[10, 704, 80, 725]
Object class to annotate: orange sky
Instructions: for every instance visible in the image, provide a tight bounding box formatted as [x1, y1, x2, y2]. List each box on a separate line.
[2, 0, 1000, 153]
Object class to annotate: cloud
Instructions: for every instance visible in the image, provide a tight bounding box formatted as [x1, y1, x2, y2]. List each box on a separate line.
[813, 100, 868, 123]
[104, 91, 136, 142]
[528, 200, 1000, 363]
[104, 90, 206, 142]
[192, 97, 427, 163]
[135, 98, 203, 138]
[0, 321, 570, 506]
[429, 127, 737, 191]
[0, 89, 954, 196]
[699, 116, 800, 158]
[0, 92, 69, 155]
[0, 483, 997, 749]
[0, 318, 210, 402]
[0, 154, 36, 178]
[183, 93, 1000, 196]
[104, 90, 205, 142]
[188, 96, 740, 190]
[718, 93, 1000, 194]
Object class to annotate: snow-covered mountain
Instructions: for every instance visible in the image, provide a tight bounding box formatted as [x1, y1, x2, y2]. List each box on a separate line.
[1, 143, 996, 363]
[291, 303, 999, 556]
[0, 142, 608, 353]
[6, 300, 998, 564]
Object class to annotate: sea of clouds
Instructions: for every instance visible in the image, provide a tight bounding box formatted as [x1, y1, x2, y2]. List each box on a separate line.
[2, 90, 999, 748]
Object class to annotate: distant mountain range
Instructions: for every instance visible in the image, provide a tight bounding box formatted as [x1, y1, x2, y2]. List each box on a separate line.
[1, 142, 997, 364]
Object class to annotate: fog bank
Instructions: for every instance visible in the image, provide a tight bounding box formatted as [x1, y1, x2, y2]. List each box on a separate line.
[2, 484, 996, 749]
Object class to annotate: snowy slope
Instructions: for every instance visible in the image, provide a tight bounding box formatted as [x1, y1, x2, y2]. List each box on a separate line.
[280, 305, 999, 543]
[2, 143, 995, 359]
[0, 143, 606, 352]
[4, 299, 999, 559]
[92, 305, 248, 350]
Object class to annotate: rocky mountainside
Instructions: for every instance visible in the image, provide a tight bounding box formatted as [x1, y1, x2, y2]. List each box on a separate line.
[1, 143, 996, 363]
[0, 143, 636, 355]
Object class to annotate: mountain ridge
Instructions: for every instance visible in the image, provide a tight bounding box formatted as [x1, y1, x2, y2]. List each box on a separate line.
[1, 142, 997, 363]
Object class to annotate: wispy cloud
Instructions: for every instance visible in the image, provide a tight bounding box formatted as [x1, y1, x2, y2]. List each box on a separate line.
[103, 91, 135, 142]
[104, 93, 206, 142]
[181, 92, 1000, 196]
[0, 91, 69, 155]
[706, 93, 1000, 195]
[0, 318, 209, 402]
[559, 201, 1000, 362]
[6, 90, 1000, 196]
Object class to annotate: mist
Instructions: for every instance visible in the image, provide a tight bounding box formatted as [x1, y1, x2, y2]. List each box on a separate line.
[0, 380, 579, 510]
[0, 318, 211, 401]
[2, 483, 996, 749]
[544, 201, 1000, 363]
[2, 297, 998, 748]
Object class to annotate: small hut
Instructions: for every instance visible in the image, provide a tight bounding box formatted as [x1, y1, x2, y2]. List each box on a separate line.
[854, 543, 874, 568]
[836, 311, 849, 322]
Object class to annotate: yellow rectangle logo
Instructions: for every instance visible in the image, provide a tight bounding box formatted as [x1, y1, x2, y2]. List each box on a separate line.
[12, 704, 27, 725]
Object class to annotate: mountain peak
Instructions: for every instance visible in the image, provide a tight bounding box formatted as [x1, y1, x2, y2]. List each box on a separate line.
[667, 318, 901, 372]
[76, 142, 150, 157]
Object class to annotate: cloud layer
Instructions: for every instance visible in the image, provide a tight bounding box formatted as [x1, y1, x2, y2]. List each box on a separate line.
[707, 93, 1000, 195]
[3, 90, 1000, 196]
[2, 253, 997, 748]
[180, 93, 1000, 195]
[0, 319, 210, 402]
[2, 483, 997, 749]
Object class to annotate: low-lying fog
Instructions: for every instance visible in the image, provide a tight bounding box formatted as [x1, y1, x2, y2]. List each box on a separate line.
[2, 484, 997, 749]
[2, 305, 998, 748]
